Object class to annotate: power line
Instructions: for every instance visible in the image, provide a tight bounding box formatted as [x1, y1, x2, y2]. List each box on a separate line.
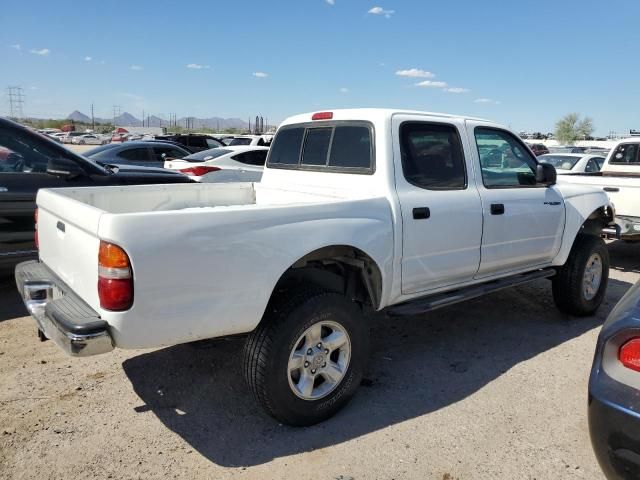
[7, 86, 25, 119]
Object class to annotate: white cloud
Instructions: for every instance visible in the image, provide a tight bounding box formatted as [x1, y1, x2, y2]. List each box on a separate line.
[253, 72, 268, 78]
[474, 98, 500, 104]
[339, 87, 349, 93]
[98, 60, 106, 65]
[326, 0, 335, 4]
[29, 86, 38, 90]
[396, 68, 434, 78]
[415, 80, 448, 88]
[30, 48, 50, 56]
[186, 63, 210, 70]
[130, 65, 143, 70]
[445, 87, 470, 94]
[10, 44, 21, 50]
[84, 56, 92, 62]
[368, 6, 395, 18]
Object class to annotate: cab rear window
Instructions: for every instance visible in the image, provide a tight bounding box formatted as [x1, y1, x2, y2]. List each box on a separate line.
[267, 122, 373, 173]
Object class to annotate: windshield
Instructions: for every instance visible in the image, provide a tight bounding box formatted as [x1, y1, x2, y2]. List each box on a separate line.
[182, 148, 232, 162]
[538, 155, 581, 170]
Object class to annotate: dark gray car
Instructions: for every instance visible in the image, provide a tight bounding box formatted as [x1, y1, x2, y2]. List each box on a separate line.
[84, 141, 191, 168]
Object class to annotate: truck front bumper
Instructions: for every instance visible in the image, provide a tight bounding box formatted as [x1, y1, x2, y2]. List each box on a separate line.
[15, 260, 114, 357]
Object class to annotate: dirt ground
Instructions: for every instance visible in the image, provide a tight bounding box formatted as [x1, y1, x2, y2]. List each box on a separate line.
[1, 241, 638, 480]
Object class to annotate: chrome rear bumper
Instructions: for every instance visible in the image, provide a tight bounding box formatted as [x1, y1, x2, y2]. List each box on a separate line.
[15, 261, 114, 357]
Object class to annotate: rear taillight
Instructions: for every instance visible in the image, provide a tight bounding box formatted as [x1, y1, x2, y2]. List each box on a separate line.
[179, 166, 221, 176]
[34, 208, 39, 250]
[98, 241, 133, 311]
[619, 338, 640, 372]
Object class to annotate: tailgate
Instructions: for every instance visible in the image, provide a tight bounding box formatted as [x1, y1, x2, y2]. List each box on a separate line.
[559, 176, 639, 217]
[36, 188, 103, 311]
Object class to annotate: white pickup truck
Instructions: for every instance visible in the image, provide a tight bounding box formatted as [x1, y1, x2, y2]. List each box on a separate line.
[16, 108, 616, 426]
[558, 138, 640, 240]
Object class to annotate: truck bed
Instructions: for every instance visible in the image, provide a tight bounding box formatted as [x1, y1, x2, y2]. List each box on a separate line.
[35, 181, 393, 349]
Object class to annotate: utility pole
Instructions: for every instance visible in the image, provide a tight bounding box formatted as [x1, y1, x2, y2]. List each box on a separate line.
[7, 86, 25, 120]
[112, 105, 122, 129]
[142, 109, 145, 127]
[91, 103, 95, 130]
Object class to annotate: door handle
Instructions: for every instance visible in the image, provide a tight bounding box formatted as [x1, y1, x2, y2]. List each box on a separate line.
[491, 203, 505, 215]
[412, 207, 430, 220]
[603, 187, 619, 193]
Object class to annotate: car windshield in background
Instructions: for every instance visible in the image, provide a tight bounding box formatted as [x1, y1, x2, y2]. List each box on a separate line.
[538, 155, 581, 170]
[229, 138, 252, 146]
[183, 148, 233, 162]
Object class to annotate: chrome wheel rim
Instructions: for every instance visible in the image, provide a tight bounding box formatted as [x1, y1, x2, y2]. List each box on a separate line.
[583, 253, 603, 301]
[287, 320, 351, 401]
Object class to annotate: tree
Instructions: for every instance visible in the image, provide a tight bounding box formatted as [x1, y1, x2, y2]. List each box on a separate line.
[554, 113, 594, 145]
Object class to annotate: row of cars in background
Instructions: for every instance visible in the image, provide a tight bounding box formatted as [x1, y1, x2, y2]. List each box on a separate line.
[526, 142, 611, 174]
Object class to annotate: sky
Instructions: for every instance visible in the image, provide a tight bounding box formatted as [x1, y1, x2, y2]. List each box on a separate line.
[2, 0, 639, 135]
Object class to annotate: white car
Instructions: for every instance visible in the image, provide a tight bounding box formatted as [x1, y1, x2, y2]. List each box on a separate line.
[164, 145, 268, 181]
[71, 134, 108, 145]
[16, 108, 615, 426]
[558, 139, 640, 240]
[538, 153, 606, 175]
[227, 134, 272, 147]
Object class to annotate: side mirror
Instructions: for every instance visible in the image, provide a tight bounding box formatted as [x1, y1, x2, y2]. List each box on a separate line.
[536, 163, 556, 186]
[46, 157, 85, 178]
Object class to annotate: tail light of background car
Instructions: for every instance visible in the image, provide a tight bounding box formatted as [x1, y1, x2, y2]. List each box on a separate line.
[98, 241, 133, 311]
[179, 166, 221, 176]
[619, 338, 640, 372]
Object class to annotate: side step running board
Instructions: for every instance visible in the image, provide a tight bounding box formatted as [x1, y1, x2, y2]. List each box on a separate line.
[386, 268, 556, 317]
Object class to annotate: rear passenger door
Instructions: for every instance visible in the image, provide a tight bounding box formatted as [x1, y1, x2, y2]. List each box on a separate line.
[392, 115, 483, 294]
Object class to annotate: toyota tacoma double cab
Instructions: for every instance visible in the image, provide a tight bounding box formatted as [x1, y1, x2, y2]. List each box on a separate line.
[16, 108, 615, 425]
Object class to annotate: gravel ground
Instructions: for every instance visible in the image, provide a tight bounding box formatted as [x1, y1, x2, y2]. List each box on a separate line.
[1, 241, 638, 480]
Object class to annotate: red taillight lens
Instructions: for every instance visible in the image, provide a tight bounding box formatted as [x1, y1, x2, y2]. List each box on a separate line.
[312, 112, 333, 121]
[98, 241, 133, 311]
[619, 338, 640, 372]
[179, 166, 221, 176]
[34, 208, 39, 250]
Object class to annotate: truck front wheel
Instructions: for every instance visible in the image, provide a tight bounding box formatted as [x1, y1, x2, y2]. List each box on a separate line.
[552, 235, 609, 316]
[243, 288, 369, 426]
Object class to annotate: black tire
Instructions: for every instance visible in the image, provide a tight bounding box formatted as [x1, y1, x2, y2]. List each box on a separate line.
[243, 287, 369, 426]
[552, 235, 609, 316]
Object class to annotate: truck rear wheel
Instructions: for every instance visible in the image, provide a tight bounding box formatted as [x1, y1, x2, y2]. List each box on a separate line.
[243, 287, 369, 426]
[552, 235, 609, 316]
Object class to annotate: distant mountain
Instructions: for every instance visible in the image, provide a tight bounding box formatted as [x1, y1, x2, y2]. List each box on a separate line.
[67, 110, 91, 123]
[66, 111, 251, 130]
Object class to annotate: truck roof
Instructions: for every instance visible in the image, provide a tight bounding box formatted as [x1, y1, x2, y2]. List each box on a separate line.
[280, 108, 500, 128]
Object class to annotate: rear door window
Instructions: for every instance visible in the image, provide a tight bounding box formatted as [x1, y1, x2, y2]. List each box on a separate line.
[117, 147, 150, 162]
[233, 150, 268, 166]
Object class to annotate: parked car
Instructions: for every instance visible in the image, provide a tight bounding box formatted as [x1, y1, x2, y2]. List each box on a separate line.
[15, 108, 616, 426]
[538, 153, 606, 174]
[228, 134, 273, 147]
[164, 145, 268, 181]
[0, 117, 194, 273]
[84, 141, 191, 168]
[71, 134, 109, 145]
[111, 133, 128, 143]
[558, 139, 640, 240]
[61, 131, 85, 144]
[526, 143, 549, 156]
[589, 279, 640, 479]
[154, 134, 224, 152]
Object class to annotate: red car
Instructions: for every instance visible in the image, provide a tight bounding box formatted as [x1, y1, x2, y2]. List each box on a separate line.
[527, 143, 550, 156]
